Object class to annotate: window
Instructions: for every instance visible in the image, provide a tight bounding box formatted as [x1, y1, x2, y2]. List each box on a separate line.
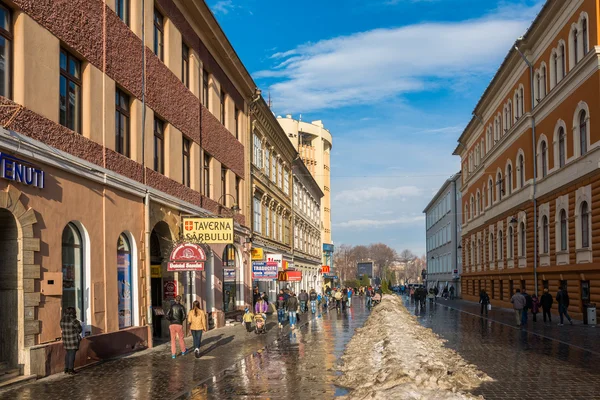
[271, 154, 276, 182]
[559, 127, 566, 167]
[117, 233, 133, 329]
[62, 223, 84, 320]
[182, 138, 190, 187]
[253, 197, 261, 233]
[265, 147, 270, 174]
[203, 154, 211, 197]
[0, 3, 11, 98]
[202, 69, 209, 107]
[542, 216, 549, 254]
[252, 134, 262, 168]
[153, 118, 164, 174]
[182, 43, 190, 88]
[235, 177, 240, 206]
[519, 87, 524, 115]
[221, 167, 227, 205]
[278, 213, 283, 242]
[153, 9, 164, 61]
[581, 201, 590, 248]
[234, 107, 239, 139]
[115, 88, 130, 157]
[536, 72, 540, 103]
[284, 169, 290, 195]
[583, 18, 589, 55]
[553, 52, 558, 86]
[488, 179, 493, 206]
[541, 65, 546, 98]
[508, 226, 514, 258]
[116, 0, 129, 26]
[520, 222, 526, 257]
[560, 209, 567, 251]
[277, 163, 282, 188]
[497, 172, 503, 201]
[220, 90, 226, 125]
[476, 192, 480, 215]
[506, 164, 512, 195]
[573, 28, 578, 65]
[541, 141, 547, 177]
[272, 209, 277, 241]
[498, 230, 503, 260]
[59, 49, 82, 133]
[560, 44, 566, 78]
[265, 204, 270, 237]
[580, 110, 587, 155]
[489, 233, 494, 262]
[518, 154, 524, 188]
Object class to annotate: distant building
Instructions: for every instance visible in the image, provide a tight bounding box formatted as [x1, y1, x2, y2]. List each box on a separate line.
[423, 172, 462, 296]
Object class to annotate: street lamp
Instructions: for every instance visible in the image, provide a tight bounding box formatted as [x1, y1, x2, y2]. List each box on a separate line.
[217, 194, 241, 214]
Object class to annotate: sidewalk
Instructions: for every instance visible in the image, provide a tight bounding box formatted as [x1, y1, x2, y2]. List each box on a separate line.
[427, 297, 600, 355]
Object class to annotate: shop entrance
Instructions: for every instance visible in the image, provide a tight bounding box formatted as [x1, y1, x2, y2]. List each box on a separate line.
[222, 244, 237, 313]
[0, 209, 18, 368]
[150, 222, 172, 339]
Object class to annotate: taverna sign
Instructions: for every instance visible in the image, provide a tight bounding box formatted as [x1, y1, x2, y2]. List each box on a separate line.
[182, 217, 234, 244]
[0, 152, 45, 189]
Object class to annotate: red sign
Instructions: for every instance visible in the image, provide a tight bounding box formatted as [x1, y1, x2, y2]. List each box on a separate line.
[278, 270, 302, 282]
[164, 280, 177, 299]
[168, 243, 206, 272]
[321, 266, 330, 274]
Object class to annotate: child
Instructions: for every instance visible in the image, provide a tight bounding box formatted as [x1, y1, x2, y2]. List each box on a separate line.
[242, 308, 254, 333]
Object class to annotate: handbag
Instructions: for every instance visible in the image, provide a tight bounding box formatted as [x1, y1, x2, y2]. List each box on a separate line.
[487, 303, 492, 311]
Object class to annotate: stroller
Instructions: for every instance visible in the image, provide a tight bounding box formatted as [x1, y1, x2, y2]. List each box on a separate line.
[254, 313, 267, 334]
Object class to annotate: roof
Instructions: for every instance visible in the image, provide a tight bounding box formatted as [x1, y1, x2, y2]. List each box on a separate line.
[422, 172, 461, 213]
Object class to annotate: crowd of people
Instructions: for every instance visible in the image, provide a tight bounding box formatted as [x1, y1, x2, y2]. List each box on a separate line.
[507, 286, 573, 326]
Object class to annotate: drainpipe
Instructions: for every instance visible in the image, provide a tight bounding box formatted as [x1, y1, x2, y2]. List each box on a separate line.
[514, 42, 538, 296]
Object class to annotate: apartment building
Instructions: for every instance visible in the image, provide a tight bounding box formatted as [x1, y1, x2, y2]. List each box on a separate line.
[0, 0, 257, 379]
[278, 115, 334, 269]
[454, 0, 599, 319]
[423, 172, 462, 296]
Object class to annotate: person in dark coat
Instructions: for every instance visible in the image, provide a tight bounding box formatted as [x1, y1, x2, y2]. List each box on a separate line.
[60, 307, 82, 375]
[540, 288, 553, 323]
[556, 286, 573, 326]
[521, 289, 533, 325]
[479, 290, 490, 317]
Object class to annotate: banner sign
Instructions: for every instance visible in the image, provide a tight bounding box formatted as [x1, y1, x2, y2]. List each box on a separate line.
[278, 270, 302, 282]
[168, 243, 206, 272]
[321, 265, 330, 274]
[224, 268, 236, 282]
[163, 280, 177, 299]
[0, 152, 45, 188]
[251, 248, 264, 260]
[182, 218, 234, 244]
[252, 261, 278, 280]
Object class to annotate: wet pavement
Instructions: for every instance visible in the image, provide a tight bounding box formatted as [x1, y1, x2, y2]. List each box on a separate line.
[0, 302, 369, 400]
[407, 297, 600, 399]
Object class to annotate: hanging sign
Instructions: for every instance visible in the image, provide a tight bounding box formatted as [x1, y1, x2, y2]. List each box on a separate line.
[168, 243, 206, 271]
[321, 266, 330, 274]
[182, 217, 234, 244]
[278, 270, 302, 282]
[252, 261, 278, 280]
[224, 268, 236, 282]
[0, 152, 45, 188]
[251, 248, 264, 260]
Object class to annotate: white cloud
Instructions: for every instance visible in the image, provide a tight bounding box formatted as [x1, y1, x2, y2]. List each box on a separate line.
[255, 4, 542, 113]
[335, 185, 423, 203]
[211, 0, 235, 15]
[336, 216, 425, 228]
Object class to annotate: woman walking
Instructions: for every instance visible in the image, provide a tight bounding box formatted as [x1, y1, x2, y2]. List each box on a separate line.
[60, 307, 82, 375]
[187, 301, 208, 358]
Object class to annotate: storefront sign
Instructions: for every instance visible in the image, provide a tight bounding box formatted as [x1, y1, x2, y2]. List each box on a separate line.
[251, 248, 264, 260]
[321, 266, 330, 274]
[182, 217, 234, 244]
[266, 254, 283, 270]
[168, 243, 206, 272]
[278, 270, 302, 282]
[323, 274, 338, 280]
[151, 265, 162, 278]
[224, 268, 236, 282]
[0, 152, 45, 188]
[252, 261, 278, 280]
[163, 280, 177, 299]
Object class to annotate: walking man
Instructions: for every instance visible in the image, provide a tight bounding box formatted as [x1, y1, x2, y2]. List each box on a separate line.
[521, 289, 533, 326]
[540, 288, 553, 323]
[510, 289, 526, 327]
[276, 290, 286, 329]
[556, 285, 573, 326]
[286, 292, 299, 329]
[449, 286, 455, 300]
[167, 295, 187, 358]
[479, 289, 490, 317]
[309, 289, 318, 314]
[298, 290, 309, 313]
[347, 287, 353, 308]
[366, 286, 373, 308]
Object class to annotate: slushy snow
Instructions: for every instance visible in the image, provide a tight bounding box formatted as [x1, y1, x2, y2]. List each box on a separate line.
[337, 295, 492, 399]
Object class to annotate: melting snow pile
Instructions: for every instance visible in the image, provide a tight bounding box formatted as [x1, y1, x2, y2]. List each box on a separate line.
[337, 295, 491, 399]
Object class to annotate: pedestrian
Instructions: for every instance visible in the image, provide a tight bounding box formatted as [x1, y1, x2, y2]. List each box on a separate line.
[418, 286, 426, 309]
[540, 288, 553, 323]
[60, 307, 82, 375]
[510, 289, 526, 327]
[522, 289, 533, 326]
[167, 295, 187, 358]
[449, 286, 455, 300]
[442, 286, 449, 300]
[341, 288, 348, 310]
[255, 296, 268, 315]
[253, 287, 261, 307]
[556, 286, 573, 326]
[276, 290, 286, 328]
[531, 294, 540, 322]
[261, 292, 269, 305]
[286, 292, 299, 329]
[309, 289, 318, 314]
[366, 286, 374, 308]
[427, 288, 435, 306]
[347, 287, 353, 308]
[479, 289, 490, 317]
[334, 289, 343, 310]
[298, 289, 309, 313]
[187, 300, 207, 358]
[433, 286, 439, 299]
[410, 286, 415, 302]
[243, 307, 254, 333]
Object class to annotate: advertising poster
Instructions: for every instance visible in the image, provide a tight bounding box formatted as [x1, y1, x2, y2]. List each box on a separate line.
[117, 253, 132, 328]
[164, 280, 177, 300]
[252, 261, 278, 280]
[224, 268, 236, 282]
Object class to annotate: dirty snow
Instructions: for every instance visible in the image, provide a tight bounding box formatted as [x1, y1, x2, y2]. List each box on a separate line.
[337, 295, 492, 399]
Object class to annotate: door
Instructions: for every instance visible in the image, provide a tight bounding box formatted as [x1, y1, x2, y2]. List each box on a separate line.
[0, 209, 18, 367]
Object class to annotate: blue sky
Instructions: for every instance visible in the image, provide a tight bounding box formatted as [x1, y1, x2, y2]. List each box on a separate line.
[210, 0, 544, 255]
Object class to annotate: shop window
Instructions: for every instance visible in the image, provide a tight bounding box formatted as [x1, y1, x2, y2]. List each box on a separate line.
[115, 87, 130, 157]
[117, 233, 133, 329]
[509, 280, 514, 296]
[153, 118, 164, 174]
[59, 48, 82, 133]
[62, 223, 84, 320]
[222, 244, 236, 312]
[116, 0, 129, 26]
[0, 3, 11, 99]
[182, 137, 191, 187]
[153, 8, 164, 61]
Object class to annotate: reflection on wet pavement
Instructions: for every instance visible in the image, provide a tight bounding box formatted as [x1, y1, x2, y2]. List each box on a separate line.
[178, 304, 369, 399]
[406, 298, 600, 400]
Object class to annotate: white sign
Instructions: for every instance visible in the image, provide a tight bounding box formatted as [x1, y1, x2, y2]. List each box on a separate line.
[266, 254, 283, 270]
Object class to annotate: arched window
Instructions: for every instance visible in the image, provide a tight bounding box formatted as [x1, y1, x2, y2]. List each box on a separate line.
[506, 164, 512, 195]
[581, 201, 590, 248]
[536, 72, 540, 103]
[488, 178, 493, 206]
[507, 102, 512, 128]
[519, 87, 524, 115]
[553, 52, 558, 86]
[520, 222, 526, 257]
[470, 196, 474, 218]
[583, 17, 588, 55]
[542, 216, 549, 254]
[541, 65, 546, 97]
[497, 172, 503, 201]
[559, 127, 566, 167]
[478, 239, 482, 265]
[518, 154, 525, 188]
[573, 28, 579, 65]
[476, 192, 481, 215]
[62, 223, 84, 320]
[489, 233, 494, 262]
[117, 233, 133, 329]
[508, 226, 514, 258]
[541, 140, 547, 177]
[465, 204, 469, 222]
[560, 209, 567, 251]
[560, 43, 566, 77]
[515, 91, 520, 120]
[580, 110, 587, 155]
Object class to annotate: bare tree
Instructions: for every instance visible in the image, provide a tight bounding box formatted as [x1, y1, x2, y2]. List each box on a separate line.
[399, 249, 416, 262]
